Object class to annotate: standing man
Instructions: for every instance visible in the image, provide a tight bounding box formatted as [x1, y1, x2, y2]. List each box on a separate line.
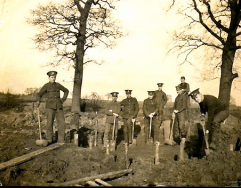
[120, 90, 139, 146]
[104, 92, 121, 150]
[178, 76, 190, 120]
[189, 88, 229, 150]
[36, 71, 69, 144]
[173, 85, 188, 144]
[143, 91, 159, 144]
[154, 83, 168, 125]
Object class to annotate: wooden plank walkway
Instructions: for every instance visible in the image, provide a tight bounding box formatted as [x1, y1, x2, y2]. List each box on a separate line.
[0, 143, 65, 171]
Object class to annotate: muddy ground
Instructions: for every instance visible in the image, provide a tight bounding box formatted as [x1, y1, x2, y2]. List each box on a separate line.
[1, 102, 241, 187]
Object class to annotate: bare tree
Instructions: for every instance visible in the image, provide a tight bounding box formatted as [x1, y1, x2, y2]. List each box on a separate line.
[167, 0, 241, 106]
[27, 0, 123, 126]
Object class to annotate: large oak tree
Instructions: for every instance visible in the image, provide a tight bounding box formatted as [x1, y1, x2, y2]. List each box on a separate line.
[27, 0, 123, 126]
[168, 0, 241, 106]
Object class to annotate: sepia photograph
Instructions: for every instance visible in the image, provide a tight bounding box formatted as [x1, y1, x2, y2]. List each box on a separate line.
[1, 0, 241, 186]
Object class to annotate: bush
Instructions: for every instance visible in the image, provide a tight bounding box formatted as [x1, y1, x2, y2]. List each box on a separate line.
[0, 90, 22, 111]
[81, 92, 104, 112]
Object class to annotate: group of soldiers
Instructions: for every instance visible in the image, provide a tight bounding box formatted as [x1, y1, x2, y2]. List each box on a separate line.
[36, 71, 229, 154]
[104, 76, 191, 151]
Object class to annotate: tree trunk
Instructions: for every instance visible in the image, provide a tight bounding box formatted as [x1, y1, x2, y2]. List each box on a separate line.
[218, 2, 240, 106]
[71, 0, 94, 127]
[218, 45, 238, 106]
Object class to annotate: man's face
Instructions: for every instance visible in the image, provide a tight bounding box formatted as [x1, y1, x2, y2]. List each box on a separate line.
[148, 94, 153, 99]
[48, 76, 56, 83]
[193, 93, 202, 103]
[158, 86, 162, 91]
[126, 94, 131, 98]
[181, 78, 185, 83]
[112, 96, 117, 102]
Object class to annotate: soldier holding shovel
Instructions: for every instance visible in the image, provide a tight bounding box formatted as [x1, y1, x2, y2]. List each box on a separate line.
[154, 83, 168, 126]
[172, 85, 188, 145]
[143, 91, 159, 144]
[104, 92, 121, 151]
[120, 90, 139, 146]
[189, 88, 229, 150]
[36, 71, 69, 144]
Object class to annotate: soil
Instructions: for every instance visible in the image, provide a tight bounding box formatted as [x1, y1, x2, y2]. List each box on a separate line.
[1, 103, 241, 187]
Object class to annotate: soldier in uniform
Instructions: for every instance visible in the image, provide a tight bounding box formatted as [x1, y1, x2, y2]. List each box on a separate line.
[143, 91, 159, 144]
[104, 92, 121, 150]
[120, 90, 139, 146]
[36, 71, 69, 144]
[189, 88, 229, 150]
[178, 76, 190, 120]
[173, 85, 188, 144]
[154, 83, 168, 125]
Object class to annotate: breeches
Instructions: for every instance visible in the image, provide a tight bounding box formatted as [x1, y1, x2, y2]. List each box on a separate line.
[173, 111, 186, 138]
[104, 123, 116, 140]
[123, 117, 134, 144]
[208, 110, 229, 143]
[144, 116, 159, 142]
[46, 108, 65, 142]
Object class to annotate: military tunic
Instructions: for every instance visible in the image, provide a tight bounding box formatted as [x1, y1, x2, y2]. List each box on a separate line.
[143, 98, 159, 143]
[153, 90, 167, 122]
[199, 95, 229, 144]
[120, 97, 139, 144]
[178, 82, 190, 120]
[104, 101, 121, 140]
[37, 82, 69, 142]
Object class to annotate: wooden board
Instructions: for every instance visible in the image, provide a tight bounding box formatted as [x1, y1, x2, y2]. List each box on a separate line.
[0, 143, 65, 171]
[95, 179, 112, 186]
[86, 181, 99, 186]
[22, 168, 133, 186]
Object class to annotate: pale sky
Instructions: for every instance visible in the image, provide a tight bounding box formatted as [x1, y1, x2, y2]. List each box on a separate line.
[1, 0, 241, 104]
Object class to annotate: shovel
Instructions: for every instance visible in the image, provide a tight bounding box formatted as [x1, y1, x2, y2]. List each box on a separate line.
[94, 111, 98, 147]
[36, 108, 48, 147]
[149, 116, 153, 140]
[132, 120, 135, 142]
[200, 120, 210, 155]
[165, 113, 176, 146]
[111, 115, 117, 151]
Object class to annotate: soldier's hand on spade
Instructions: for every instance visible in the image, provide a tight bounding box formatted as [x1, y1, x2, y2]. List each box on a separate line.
[113, 113, 119, 117]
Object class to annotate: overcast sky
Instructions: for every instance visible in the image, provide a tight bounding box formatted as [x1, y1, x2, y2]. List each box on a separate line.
[1, 0, 241, 104]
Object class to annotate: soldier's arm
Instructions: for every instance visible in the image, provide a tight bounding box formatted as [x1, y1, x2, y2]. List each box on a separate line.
[105, 103, 113, 115]
[119, 100, 125, 116]
[36, 84, 48, 107]
[134, 98, 139, 118]
[36, 84, 48, 101]
[58, 83, 69, 102]
[187, 83, 190, 92]
[143, 100, 148, 117]
[163, 92, 168, 106]
[206, 101, 215, 130]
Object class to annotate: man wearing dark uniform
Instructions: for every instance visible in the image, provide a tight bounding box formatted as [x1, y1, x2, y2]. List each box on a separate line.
[173, 85, 188, 144]
[104, 92, 121, 150]
[189, 88, 229, 150]
[36, 71, 69, 144]
[120, 90, 139, 146]
[154, 83, 168, 124]
[143, 91, 159, 144]
[178, 76, 190, 120]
